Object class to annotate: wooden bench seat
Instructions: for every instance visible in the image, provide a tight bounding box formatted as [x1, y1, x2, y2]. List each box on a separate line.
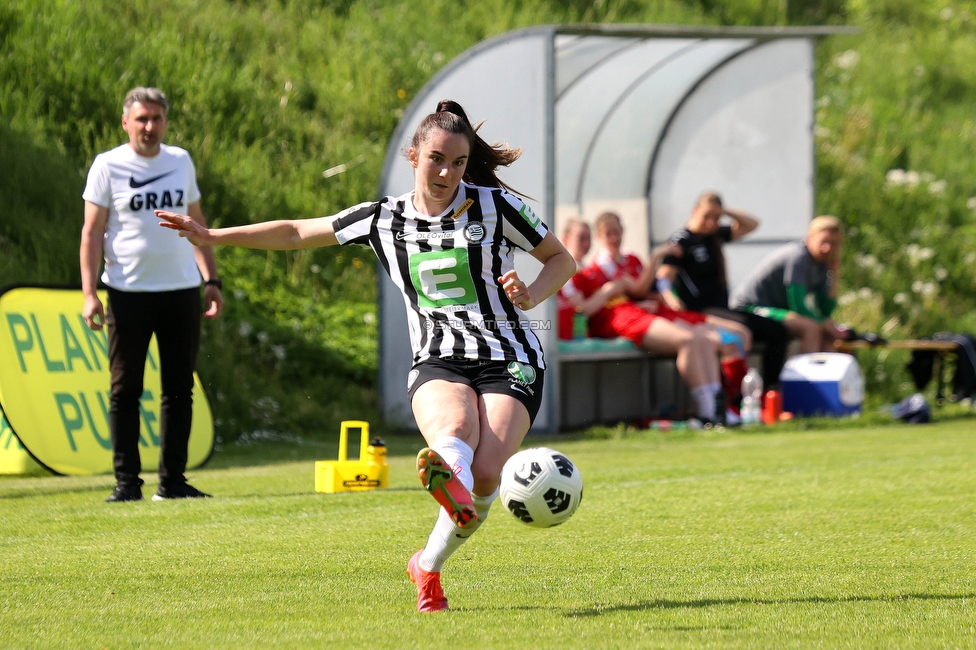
[557, 338, 690, 429]
[834, 338, 961, 403]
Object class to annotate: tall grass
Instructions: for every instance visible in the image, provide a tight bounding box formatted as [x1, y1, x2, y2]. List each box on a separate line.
[816, 1, 976, 397]
[2, 0, 974, 437]
[0, 0, 709, 441]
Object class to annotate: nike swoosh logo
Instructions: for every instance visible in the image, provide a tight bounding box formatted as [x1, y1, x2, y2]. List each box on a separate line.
[509, 384, 528, 396]
[129, 171, 175, 188]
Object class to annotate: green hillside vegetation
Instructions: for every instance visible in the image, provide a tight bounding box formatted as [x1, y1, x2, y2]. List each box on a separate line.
[2, 0, 974, 441]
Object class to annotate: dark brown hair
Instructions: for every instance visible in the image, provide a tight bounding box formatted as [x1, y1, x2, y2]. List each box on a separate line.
[408, 100, 524, 196]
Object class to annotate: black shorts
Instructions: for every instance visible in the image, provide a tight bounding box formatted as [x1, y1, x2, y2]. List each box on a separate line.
[407, 357, 545, 425]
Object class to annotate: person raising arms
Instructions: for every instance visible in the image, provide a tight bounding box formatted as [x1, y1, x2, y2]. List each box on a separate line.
[586, 211, 750, 424]
[656, 192, 789, 388]
[156, 100, 576, 613]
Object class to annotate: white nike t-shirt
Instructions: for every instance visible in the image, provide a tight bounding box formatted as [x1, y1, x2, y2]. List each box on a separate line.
[83, 143, 202, 292]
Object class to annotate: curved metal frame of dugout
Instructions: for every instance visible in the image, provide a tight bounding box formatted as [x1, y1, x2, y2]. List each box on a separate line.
[377, 23, 856, 434]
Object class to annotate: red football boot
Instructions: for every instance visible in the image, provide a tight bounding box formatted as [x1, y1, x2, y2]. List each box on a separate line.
[407, 550, 449, 612]
[416, 447, 477, 528]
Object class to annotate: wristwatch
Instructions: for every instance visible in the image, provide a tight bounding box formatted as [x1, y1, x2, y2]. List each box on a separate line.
[204, 278, 223, 290]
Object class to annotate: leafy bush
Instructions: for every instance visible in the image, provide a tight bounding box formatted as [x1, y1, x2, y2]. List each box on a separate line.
[2, 0, 975, 436]
[0, 0, 710, 440]
[816, 1, 976, 401]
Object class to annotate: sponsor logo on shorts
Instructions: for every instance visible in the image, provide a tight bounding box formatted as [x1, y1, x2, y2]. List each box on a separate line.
[507, 361, 537, 385]
[507, 361, 537, 396]
[407, 369, 420, 391]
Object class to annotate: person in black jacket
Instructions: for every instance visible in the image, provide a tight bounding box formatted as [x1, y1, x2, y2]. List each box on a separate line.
[656, 192, 789, 388]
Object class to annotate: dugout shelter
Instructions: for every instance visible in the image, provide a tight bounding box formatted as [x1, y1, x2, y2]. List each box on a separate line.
[378, 23, 854, 433]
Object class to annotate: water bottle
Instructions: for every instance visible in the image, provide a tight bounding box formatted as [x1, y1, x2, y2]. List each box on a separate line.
[762, 389, 783, 424]
[366, 438, 387, 467]
[740, 368, 763, 425]
[572, 307, 587, 340]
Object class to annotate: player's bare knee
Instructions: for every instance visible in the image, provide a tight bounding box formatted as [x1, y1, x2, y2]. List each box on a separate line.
[472, 474, 501, 496]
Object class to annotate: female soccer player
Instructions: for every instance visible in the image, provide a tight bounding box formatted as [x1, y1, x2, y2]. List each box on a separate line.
[156, 100, 576, 613]
[586, 211, 750, 424]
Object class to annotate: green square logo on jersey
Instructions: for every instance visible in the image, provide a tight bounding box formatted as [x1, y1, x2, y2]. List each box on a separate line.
[519, 204, 540, 229]
[409, 249, 478, 309]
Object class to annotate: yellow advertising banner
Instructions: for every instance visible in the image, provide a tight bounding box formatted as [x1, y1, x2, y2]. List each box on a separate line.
[0, 286, 214, 475]
[0, 410, 44, 474]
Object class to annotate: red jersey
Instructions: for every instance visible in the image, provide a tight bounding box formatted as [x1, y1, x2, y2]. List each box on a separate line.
[586, 250, 705, 336]
[591, 250, 644, 282]
[557, 268, 607, 339]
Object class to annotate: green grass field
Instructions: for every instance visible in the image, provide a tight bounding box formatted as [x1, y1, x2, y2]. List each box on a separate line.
[2, 419, 974, 648]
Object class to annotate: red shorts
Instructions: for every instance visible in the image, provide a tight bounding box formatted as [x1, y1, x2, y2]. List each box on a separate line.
[589, 302, 709, 346]
[653, 304, 707, 326]
[589, 302, 658, 346]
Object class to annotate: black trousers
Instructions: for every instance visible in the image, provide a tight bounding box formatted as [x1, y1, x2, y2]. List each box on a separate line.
[705, 307, 789, 388]
[106, 287, 201, 488]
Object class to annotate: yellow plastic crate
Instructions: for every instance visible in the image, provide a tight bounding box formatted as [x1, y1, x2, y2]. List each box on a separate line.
[314, 420, 389, 493]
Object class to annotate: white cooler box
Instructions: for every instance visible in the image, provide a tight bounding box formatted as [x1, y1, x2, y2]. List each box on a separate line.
[780, 353, 864, 417]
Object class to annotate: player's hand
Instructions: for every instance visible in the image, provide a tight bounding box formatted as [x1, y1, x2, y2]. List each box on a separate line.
[156, 210, 212, 246]
[499, 270, 537, 311]
[82, 294, 105, 331]
[203, 284, 223, 320]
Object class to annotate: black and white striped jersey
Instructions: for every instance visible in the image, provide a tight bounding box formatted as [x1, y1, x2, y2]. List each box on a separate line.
[332, 183, 550, 368]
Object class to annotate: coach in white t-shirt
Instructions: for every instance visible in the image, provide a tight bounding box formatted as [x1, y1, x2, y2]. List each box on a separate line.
[81, 87, 222, 503]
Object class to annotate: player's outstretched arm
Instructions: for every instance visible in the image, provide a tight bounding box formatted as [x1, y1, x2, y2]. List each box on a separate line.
[156, 210, 339, 250]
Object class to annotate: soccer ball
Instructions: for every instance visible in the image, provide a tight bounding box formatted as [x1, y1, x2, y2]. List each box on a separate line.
[499, 447, 583, 528]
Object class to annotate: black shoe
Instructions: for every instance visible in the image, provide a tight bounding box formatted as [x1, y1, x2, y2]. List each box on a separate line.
[106, 484, 144, 503]
[152, 483, 212, 501]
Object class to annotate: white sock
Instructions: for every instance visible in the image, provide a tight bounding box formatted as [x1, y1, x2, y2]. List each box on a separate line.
[691, 384, 718, 421]
[430, 436, 474, 491]
[472, 488, 498, 521]
[419, 489, 497, 573]
[417, 438, 476, 573]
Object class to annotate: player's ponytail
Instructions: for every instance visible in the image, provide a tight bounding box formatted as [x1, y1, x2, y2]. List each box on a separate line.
[408, 100, 525, 196]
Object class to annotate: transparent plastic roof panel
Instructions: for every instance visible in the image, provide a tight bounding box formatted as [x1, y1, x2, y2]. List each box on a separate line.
[378, 24, 850, 431]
